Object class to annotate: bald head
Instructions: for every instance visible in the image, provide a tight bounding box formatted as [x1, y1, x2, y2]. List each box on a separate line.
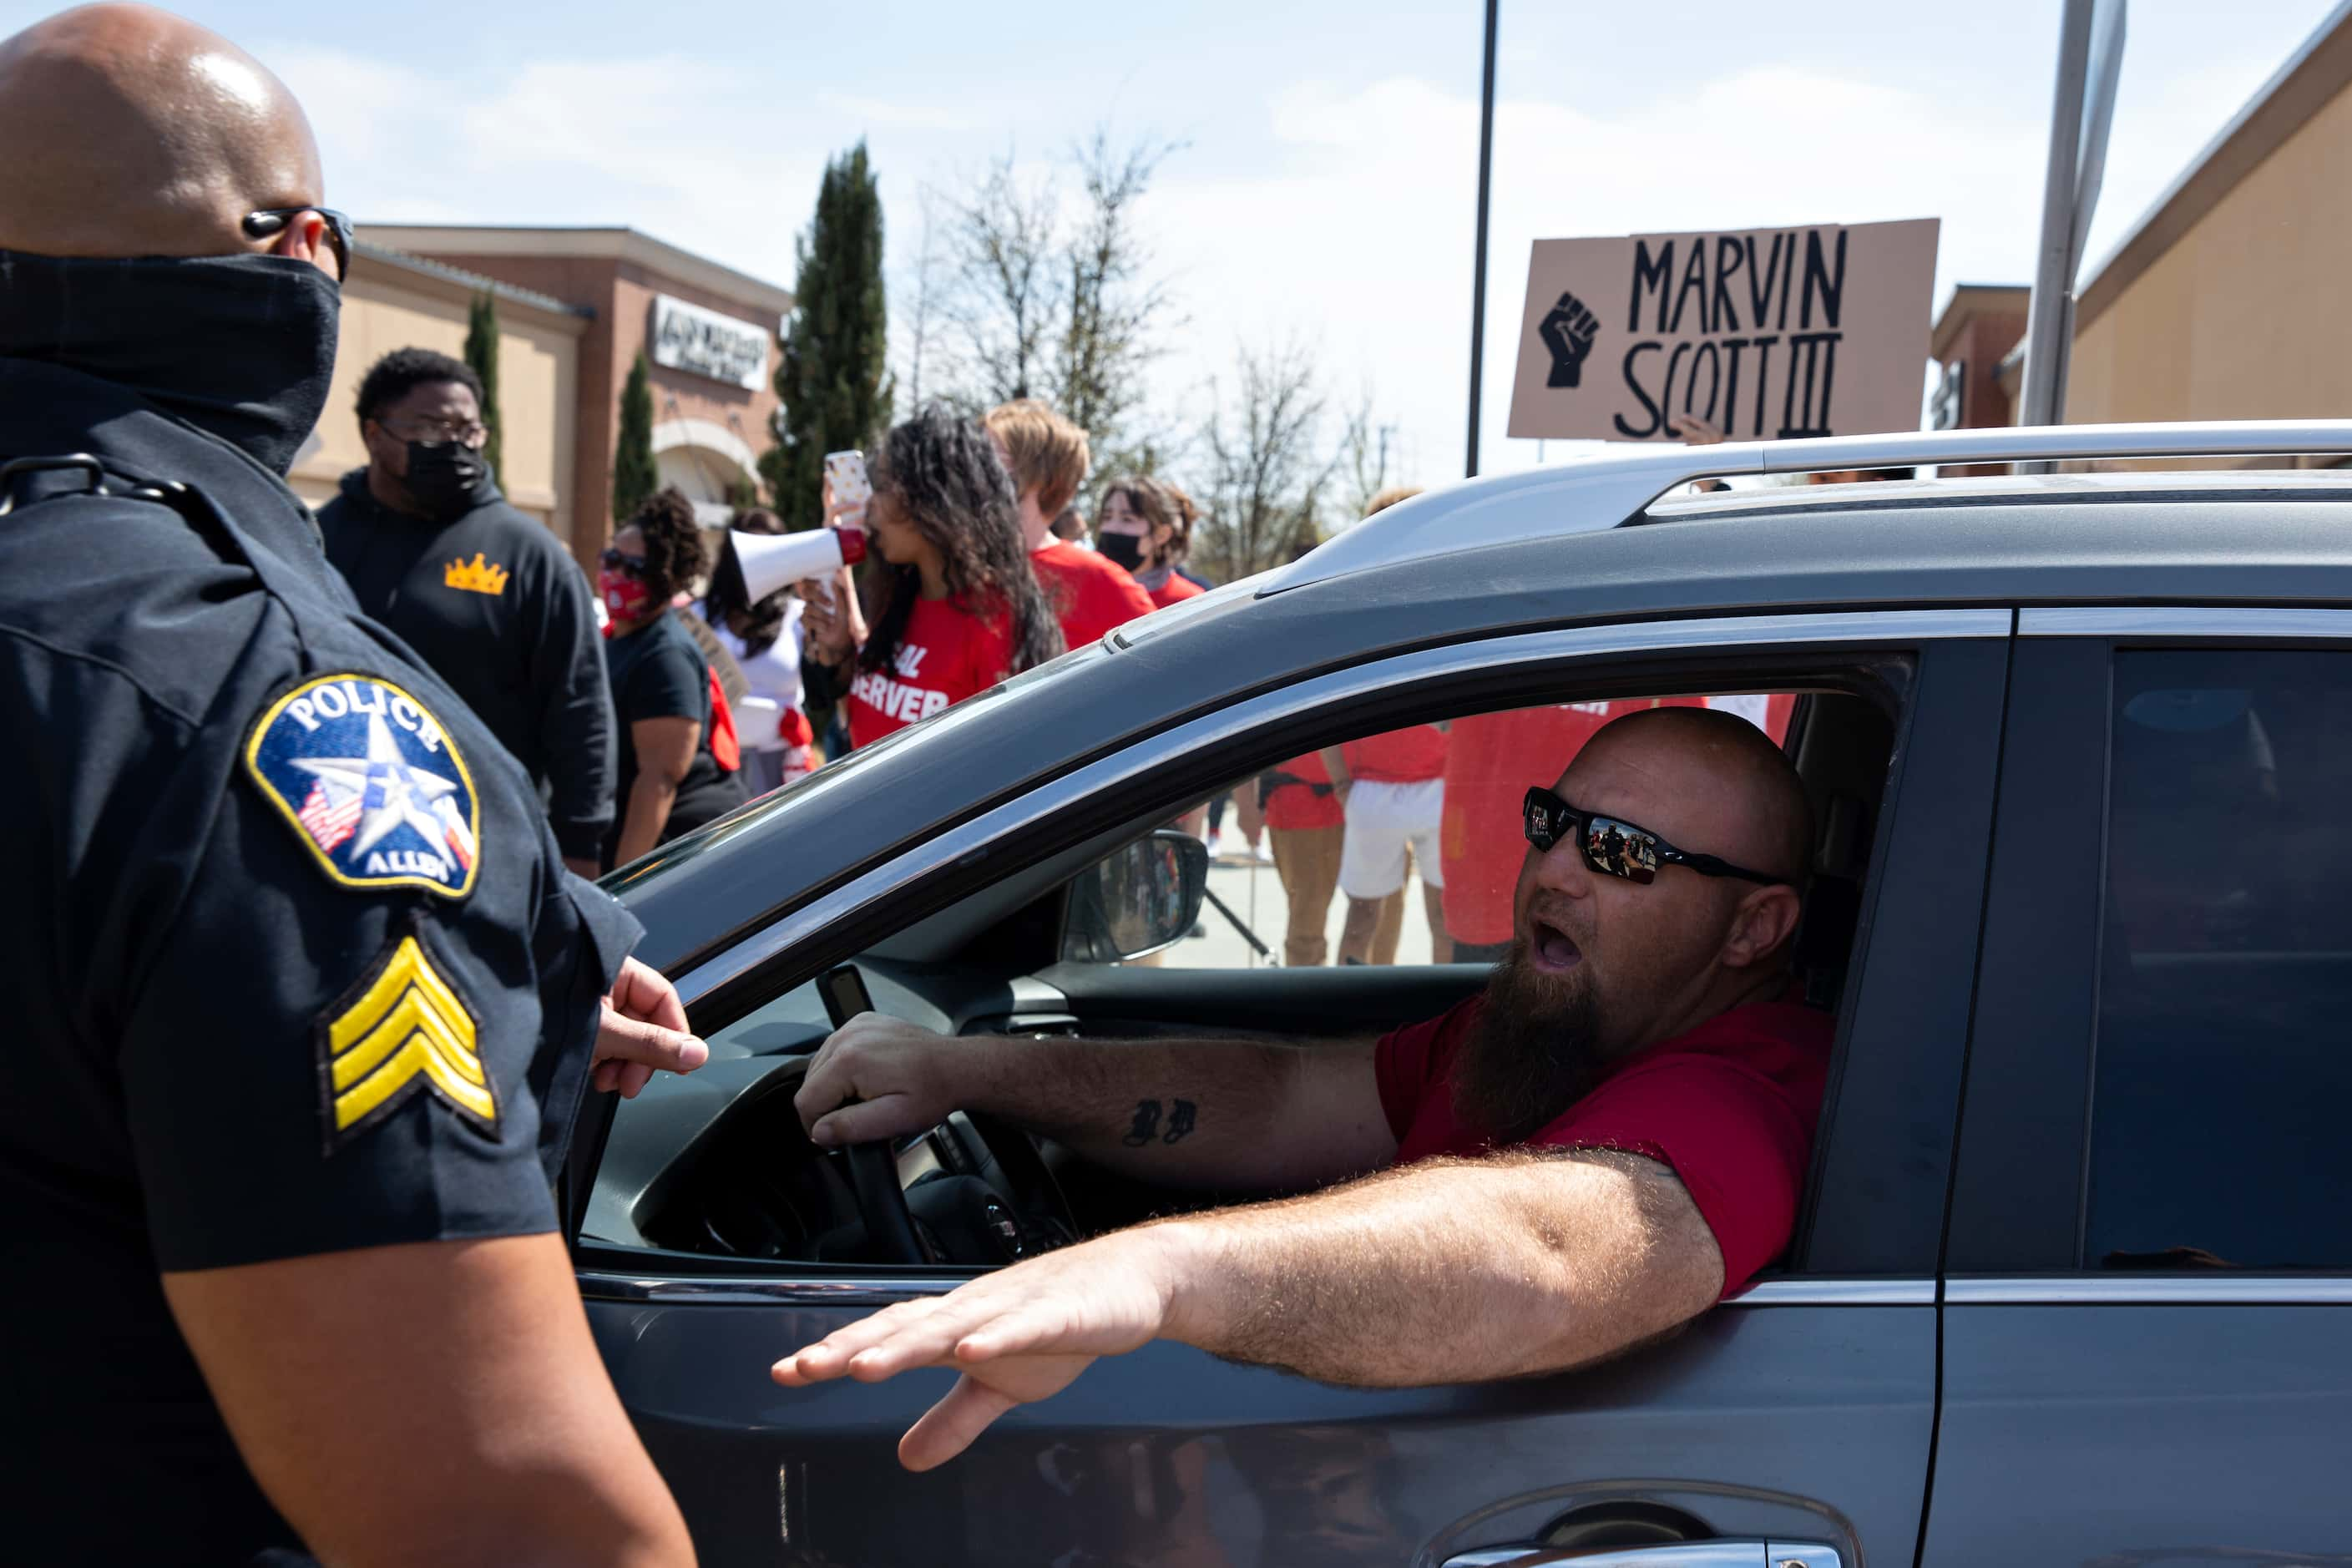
[1571, 706, 1813, 886]
[0, 4, 321, 258]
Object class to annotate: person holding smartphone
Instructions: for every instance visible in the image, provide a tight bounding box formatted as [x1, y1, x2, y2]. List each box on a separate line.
[802, 406, 1063, 748]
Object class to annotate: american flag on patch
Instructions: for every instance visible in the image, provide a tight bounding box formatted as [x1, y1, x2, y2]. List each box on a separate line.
[296, 780, 360, 854]
[434, 796, 478, 873]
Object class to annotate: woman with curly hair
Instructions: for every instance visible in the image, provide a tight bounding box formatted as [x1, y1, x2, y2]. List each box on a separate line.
[599, 486, 748, 865]
[1095, 475, 1204, 608]
[803, 404, 1063, 748]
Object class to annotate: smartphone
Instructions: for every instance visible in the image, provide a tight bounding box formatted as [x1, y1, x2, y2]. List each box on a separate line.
[816, 964, 875, 1030]
[824, 450, 872, 510]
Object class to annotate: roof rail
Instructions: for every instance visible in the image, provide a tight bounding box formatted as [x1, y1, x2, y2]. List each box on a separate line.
[1264, 419, 2352, 595]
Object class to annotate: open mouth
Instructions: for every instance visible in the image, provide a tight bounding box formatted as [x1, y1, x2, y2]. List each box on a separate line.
[1529, 917, 1583, 973]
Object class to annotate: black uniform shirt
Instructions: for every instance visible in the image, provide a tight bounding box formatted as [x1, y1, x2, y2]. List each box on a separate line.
[604, 609, 748, 862]
[0, 360, 644, 1565]
[317, 469, 616, 862]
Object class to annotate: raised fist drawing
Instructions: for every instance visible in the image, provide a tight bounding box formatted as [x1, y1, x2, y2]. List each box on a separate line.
[1539, 290, 1601, 388]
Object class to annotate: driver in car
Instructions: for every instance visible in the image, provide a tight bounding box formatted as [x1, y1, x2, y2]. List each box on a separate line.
[777, 706, 1828, 1470]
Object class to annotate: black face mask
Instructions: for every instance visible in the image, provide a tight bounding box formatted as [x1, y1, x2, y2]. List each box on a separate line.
[1096, 529, 1147, 572]
[0, 250, 340, 476]
[400, 438, 488, 521]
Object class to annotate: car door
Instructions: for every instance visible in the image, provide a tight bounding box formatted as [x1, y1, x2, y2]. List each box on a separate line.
[1926, 613, 2352, 1565]
[575, 609, 2010, 1568]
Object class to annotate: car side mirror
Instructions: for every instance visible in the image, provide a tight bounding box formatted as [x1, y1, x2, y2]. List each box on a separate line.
[1061, 828, 1210, 964]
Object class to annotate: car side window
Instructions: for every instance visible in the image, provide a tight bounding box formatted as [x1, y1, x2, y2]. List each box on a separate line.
[1081, 692, 1798, 970]
[2085, 648, 2352, 1270]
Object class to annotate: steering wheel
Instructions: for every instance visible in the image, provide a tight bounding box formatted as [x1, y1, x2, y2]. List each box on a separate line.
[844, 1139, 925, 1264]
[841, 1112, 1079, 1267]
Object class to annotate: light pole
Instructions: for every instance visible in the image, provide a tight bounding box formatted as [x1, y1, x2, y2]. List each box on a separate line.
[1463, 0, 1500, 478]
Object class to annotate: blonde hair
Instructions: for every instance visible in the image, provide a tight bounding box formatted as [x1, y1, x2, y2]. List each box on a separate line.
[1364, 484, 1423, 517]
[983, 398, 1091, 516]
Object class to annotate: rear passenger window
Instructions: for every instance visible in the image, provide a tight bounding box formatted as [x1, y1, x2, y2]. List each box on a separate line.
[2086, 649, 2352, 1269]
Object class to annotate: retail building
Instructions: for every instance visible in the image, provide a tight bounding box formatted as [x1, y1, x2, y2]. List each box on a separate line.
[302, 225, 793, 570]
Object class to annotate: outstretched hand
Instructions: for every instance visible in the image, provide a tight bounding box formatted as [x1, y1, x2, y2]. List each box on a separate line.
[593, 956, 708, 1098]
[771, 1232, 1185, 1470]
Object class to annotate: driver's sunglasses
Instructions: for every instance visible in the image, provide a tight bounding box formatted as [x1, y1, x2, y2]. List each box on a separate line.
[599, 548, 648, 578]
[241, 206, 355, 279]
[1522, 786, 1787, 888]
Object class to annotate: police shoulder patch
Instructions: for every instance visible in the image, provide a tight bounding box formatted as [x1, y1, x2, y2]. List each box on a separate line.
[244, 672, 482, 898]
[318, 923, 495, 1151]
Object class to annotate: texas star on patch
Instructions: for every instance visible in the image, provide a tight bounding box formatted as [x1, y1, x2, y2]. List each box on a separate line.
[244, 673, 483, 898]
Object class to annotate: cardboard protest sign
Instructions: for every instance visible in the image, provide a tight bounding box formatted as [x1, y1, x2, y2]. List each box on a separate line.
[1506, 218, 1939, 443]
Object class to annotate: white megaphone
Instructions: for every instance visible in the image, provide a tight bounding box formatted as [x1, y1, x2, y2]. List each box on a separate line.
[731, 524, 868, 603]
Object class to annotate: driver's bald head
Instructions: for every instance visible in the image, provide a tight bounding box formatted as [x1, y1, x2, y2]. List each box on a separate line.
[1569, 705, 1814, 887]
[0, 4, 321, 258]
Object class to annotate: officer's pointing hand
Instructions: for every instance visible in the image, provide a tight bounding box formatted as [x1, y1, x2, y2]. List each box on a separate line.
[594, 956, 710, 1098]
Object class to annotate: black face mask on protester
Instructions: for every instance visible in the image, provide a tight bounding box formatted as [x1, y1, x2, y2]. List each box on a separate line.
[1096, 529, 1147, 572]
[0, 250, 340, 476]
[399, 438, 488, 522]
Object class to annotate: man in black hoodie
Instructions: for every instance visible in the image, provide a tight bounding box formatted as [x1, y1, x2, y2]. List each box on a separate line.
[318, 347, 616, 876]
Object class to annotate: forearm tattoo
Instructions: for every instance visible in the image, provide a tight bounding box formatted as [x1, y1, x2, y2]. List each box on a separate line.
[1121, 1098, 1199, 1147]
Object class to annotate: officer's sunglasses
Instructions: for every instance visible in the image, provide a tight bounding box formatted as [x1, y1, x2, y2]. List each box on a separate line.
[1522, 786, 1787, 888]
[599, 548, 648, 578]
[241, 206, 355, 279]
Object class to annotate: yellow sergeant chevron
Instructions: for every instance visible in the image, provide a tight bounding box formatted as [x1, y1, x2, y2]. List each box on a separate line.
[320, 933, 495, 1147]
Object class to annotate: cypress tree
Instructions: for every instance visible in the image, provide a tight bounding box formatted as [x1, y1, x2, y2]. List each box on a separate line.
[463, 291, 503, 485]
[613, 352, 658, 523]
[763, 141, 893, 529]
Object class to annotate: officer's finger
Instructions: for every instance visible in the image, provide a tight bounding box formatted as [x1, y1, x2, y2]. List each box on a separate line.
[899, 1374, 1019, 1472]
[807, 1093, 922, 1149]
[607, 956, 690, 1033]
[594, 1004, 709, 1076]
[595, 1059, 656, 1098]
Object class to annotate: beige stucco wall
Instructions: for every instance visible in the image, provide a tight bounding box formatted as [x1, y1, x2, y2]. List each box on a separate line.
[2071, 77, 2352, 427]
[288, 270, 583, 544]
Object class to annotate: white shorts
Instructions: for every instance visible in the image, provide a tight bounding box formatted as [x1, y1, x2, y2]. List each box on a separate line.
[1338, 778, 1446, 900]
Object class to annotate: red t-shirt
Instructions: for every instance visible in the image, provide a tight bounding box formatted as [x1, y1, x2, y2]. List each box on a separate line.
[1032, 540, 1155, 649]
[1148, 572, 1206, 609]
[1374, 993, 1834, 1296]
[845, 596, 1014, 748]
[1264, 751, 1343, 832]
[1343, 725, 1449, 784]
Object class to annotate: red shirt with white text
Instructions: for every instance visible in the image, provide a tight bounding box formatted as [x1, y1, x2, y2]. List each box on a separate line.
[1374, 992, 1834, 1295]
[846, 596, 1014, 748]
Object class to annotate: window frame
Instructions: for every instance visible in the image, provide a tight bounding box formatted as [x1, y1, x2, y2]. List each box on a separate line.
[573, 608, 2008, 1298]
[1945, 608, 2352, 1292]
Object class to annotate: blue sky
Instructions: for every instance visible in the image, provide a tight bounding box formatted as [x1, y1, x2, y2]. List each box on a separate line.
[8, 0, 2339, 485]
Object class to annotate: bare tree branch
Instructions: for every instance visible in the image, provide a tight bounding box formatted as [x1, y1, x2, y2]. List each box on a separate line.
[1195, 337, 1339, 582]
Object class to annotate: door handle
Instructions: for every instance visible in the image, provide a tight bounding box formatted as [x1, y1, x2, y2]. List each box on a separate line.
[1440, 1541, 1841, 1568]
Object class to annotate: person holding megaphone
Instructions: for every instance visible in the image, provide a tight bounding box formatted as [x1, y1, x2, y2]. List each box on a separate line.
[799, 407, 1063, 750]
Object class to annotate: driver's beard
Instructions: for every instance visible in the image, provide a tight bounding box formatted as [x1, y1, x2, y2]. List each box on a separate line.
[1451, 941, 1610, 1148]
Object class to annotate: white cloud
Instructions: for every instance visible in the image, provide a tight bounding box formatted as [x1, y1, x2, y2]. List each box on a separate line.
[815, 91, 978, 134]
[262, 42, 820, 289]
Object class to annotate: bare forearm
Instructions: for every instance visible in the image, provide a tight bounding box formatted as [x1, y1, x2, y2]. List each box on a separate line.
[614, 774, 678, 867]
[962, 1033, 1382, 1191]
[1151, 1150, 1723, 1386]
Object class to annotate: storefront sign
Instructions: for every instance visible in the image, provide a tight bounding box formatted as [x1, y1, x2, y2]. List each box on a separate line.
[1506, 217, 1940, 443]
[650, 294, 769, 391]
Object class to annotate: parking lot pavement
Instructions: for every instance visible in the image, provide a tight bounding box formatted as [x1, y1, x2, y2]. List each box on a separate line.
[1162, 855, 1441, 969]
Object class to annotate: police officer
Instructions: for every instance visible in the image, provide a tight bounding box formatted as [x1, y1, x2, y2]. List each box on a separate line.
[318, 346, 618, 878]
[0, 8, 700, 1564]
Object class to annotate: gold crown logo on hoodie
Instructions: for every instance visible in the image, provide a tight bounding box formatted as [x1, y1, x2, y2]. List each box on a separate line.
[443, 552, 509, 596]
